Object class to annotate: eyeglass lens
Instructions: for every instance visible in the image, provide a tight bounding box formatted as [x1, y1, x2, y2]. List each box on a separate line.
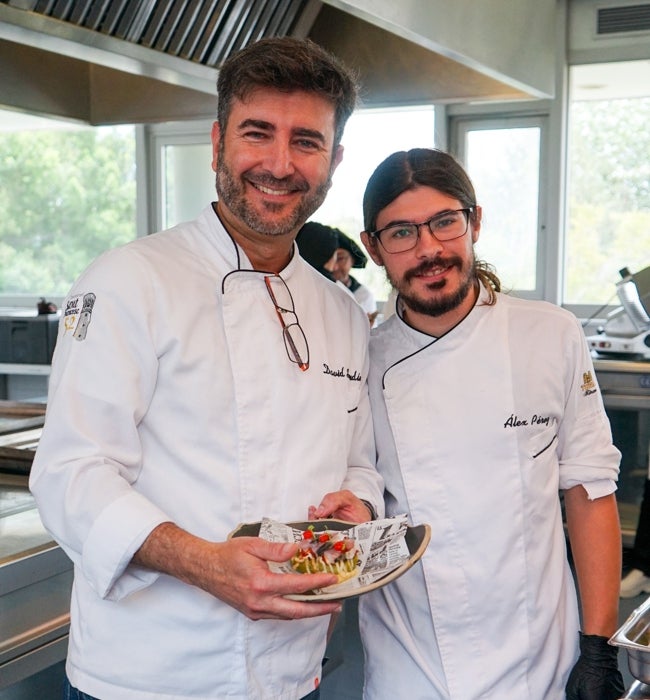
[377, 209, 470, 253]
[265, 276, 309, 371]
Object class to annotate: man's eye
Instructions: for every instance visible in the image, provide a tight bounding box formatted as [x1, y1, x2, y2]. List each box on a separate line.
[242, 130, 267, 140]
[432, 215, 458, 230]
[387, 226, 415, 240]
[295, 139, 320, 150]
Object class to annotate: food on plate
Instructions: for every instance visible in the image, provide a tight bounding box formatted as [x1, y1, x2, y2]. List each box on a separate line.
[290, 525, 360, 583]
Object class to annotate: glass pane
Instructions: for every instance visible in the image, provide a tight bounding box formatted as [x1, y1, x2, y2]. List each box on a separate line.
[0, 112, 136, 300]
[163, 143, 215, 229]
[466, 127, 540, 291]
[565, 96, 650, 305]
[313, 105, 435, 302]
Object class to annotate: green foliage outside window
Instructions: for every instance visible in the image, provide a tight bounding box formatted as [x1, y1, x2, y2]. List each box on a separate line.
[0, 126, 136, 298]
[566, 98, 650, 304]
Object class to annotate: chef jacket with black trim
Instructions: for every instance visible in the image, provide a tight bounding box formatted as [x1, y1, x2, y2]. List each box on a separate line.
[359, 284, 620, 700]
[30, 204, 383, 700]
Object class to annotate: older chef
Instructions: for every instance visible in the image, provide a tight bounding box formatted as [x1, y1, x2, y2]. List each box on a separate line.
[358, 148, 623, 700]
[30, 38, 382, 700]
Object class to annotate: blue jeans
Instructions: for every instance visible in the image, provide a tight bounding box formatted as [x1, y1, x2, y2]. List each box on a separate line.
[63, 676, 320, 700]
[62, 677, 97, 700]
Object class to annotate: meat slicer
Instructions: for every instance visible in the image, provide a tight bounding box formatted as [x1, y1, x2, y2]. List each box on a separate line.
[586, 265, 650, 360]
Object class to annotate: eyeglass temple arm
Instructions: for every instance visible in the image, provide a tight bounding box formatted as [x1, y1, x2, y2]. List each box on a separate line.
[265, 279, 308, 371]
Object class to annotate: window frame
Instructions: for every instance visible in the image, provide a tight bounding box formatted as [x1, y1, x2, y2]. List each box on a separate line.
[448, 110, 551, 302]
[146, 120, 215, 235]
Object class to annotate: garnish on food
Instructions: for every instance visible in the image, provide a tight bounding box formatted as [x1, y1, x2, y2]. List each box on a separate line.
[290, 525, 360, 583]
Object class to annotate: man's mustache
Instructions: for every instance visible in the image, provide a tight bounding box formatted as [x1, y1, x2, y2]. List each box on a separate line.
[403, 256, 463, 283]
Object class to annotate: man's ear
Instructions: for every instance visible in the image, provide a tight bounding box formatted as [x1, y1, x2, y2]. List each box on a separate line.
[332, 144, 344, 175]
[361, 231, 384, 267]
[210, 121, 221, 173]
[471, 205, 482, 244]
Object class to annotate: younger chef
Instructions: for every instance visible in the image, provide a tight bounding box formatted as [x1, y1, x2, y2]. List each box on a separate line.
[357, 147, 623, 700]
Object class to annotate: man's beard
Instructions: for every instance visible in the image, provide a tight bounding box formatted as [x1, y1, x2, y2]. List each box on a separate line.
[388, 253, 477, 318]
[216, 142, 332, 236]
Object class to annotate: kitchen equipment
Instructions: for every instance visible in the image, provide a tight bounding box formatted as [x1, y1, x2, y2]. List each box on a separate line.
[587, 266, 650, 360]
[611, 595, 650, 698]
[0, 313, 59, 364]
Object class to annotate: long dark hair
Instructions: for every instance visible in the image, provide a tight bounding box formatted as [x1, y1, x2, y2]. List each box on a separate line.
[363, 148, 501, 300]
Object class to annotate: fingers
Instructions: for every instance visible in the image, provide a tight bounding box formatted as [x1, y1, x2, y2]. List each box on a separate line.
[233, 537, 340, 594]
[310, 490, 353, 519]
[250, 598, 342, 621]
[252, 540, 299, 563]
[207, 538, 343, 621]
[310, 490, 373, 523]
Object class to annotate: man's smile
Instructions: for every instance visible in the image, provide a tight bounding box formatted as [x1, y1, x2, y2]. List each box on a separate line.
[404, 258, 460, 283]
[246, 172, 309, 199]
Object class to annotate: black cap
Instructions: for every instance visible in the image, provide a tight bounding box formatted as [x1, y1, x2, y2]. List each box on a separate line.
[336, 231, 367, 268]
[296, 222, 340, 271]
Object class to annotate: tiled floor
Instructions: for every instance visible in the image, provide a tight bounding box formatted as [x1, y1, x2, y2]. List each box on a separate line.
[321, 564, 650, 699]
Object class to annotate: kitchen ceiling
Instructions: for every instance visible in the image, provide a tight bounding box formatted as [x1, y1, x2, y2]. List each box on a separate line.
[0, 0, 539, 124]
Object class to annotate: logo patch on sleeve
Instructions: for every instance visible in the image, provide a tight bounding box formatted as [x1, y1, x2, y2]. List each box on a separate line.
[580, 370, 597, 396]
[63, 292, 96, 341]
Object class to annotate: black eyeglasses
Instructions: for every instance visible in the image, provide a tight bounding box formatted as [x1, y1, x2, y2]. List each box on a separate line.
[264, 274, 310, 371]
[370, 207, 474, 254]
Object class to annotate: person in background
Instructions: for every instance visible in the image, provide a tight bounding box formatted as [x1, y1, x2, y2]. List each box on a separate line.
[357, 147, 624, 700]
[295, 220, 341, 282]
[333, 233, 378, 326]
[29, 37, 382, 700]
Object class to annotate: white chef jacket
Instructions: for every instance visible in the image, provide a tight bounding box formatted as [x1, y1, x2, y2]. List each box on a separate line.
[359, 285, 620, 700]
[30, 204, 383, 700]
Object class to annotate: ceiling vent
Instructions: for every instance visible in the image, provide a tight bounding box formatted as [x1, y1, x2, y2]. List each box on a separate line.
[597, 3, 650, 34]
[21, 0, 313, 66]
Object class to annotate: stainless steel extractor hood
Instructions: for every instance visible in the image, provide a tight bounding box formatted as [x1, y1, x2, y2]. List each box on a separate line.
[0, 0, 554, 125]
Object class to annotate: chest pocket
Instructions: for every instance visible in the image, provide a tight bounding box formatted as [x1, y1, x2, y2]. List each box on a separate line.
[532, 427, 558, 459]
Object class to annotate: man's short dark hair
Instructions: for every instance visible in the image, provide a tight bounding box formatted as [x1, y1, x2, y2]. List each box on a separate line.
[217, 37, 359, 148]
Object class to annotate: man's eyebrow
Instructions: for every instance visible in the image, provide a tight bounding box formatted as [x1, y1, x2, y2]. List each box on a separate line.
[235, 121, 326, 145]
[292, 127, 326, 144]
[237, 118, 274, 131]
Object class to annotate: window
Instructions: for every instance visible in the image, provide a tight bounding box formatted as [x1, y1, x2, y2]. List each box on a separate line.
[0, 110, 137, 305]
[565, 62, 650, 307]
[148, 122, 215, 232]
[453, 115, 546, 297]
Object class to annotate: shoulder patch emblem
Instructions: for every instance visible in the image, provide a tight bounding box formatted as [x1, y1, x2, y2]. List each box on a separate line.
[580, 370, 597, 396]
[63, 292, 96, 341]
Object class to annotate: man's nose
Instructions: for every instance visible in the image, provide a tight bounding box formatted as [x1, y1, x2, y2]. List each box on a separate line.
[414, 223, 444, 256]
[264, 140, 296, 179]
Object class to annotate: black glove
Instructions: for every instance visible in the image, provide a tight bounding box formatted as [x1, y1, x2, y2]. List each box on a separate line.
[565, 633, 625, 700]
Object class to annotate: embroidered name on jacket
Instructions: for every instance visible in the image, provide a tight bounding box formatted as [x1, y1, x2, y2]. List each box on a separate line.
[503, 413, 553, 429]
[63, 292, 96, 341]
[322, 363, 362, 381]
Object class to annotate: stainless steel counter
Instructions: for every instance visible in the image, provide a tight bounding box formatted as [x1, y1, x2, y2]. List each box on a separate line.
[0, 475, 72, 692]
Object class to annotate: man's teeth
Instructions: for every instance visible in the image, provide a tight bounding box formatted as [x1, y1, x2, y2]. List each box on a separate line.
[422, 265, 446, 275]
[256, 183, 290, 196]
